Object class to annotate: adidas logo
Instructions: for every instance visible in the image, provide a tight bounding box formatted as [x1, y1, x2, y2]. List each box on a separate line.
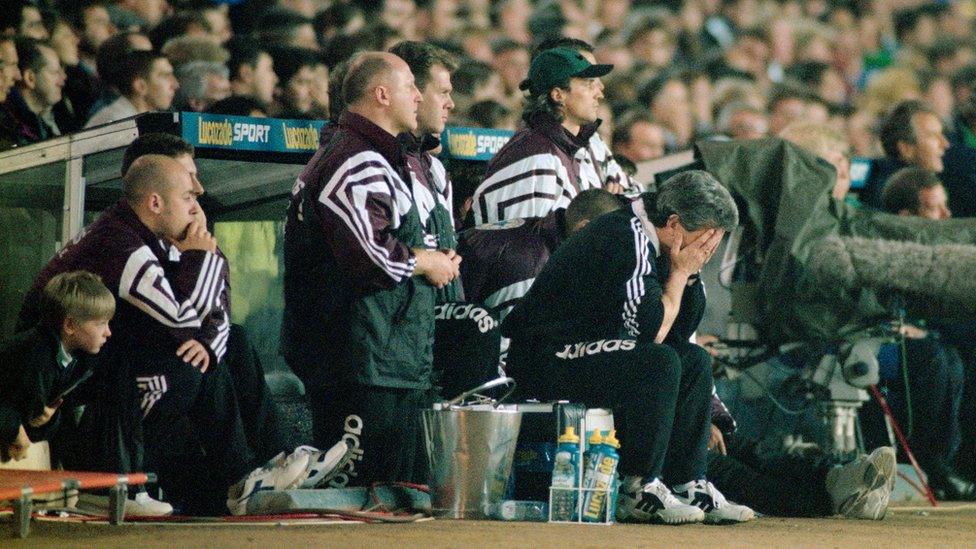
[434, 303, 497, 333]
[634, 492, 665, 515]
[555, 339, 637, 360]
[674, 489, 715, 512]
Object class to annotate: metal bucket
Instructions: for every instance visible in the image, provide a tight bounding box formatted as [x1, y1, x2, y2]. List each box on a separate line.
[422, 377, 522, 519]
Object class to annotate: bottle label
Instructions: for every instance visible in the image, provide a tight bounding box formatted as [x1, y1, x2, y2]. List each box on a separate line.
[581, 454, 617, 521]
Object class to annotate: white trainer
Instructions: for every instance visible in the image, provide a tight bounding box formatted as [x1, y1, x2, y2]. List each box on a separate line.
[672, 479, 756, 524]
[826, 446, 896, 516]
[226, 450, 310, 515]
[617, 477, 705, 524]
[293, 441, 355, 489]
[76, 491, 173, 516]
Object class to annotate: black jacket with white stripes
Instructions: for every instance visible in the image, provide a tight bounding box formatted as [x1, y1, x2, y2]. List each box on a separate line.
[502, 200, 705, 347]
[18, 199, 226, 359]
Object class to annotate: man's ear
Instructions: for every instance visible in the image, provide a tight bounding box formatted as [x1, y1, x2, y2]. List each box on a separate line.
[895, 140, 915, 163]
[132, 76, 148, 97]
[666, 213, 681, 230]
[21, 68, 37, 90]
[549, 87, 565, 105]
[374, 84, 390, 106]
[147, 191, 164, 213]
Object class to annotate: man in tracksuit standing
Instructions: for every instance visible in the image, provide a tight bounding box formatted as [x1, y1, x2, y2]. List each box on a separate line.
[504, 170, 754, 524]
[282, 52, 461, 487]
[471, 48, 613, 224]
[389, 40, 463, 303]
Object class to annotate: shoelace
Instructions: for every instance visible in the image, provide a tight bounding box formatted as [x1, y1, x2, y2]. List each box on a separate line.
[644, 480, 685, 507]
[700, 481, 729, 508]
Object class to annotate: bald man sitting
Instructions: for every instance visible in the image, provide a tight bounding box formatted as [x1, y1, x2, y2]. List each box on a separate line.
[19, 156, 323, 515]
[283, 52, 461, 486]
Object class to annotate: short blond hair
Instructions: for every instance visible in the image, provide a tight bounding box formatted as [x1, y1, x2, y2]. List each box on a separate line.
[779, 121, 850, 160]
[39, 271, 115, 331]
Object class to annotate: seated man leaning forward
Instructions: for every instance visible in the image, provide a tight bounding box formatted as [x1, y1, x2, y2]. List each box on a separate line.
[18, 155, 330, 515]
[503, 170, 754, 524]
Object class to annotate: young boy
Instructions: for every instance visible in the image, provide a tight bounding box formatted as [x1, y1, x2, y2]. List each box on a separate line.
[1, 271, 114, 462]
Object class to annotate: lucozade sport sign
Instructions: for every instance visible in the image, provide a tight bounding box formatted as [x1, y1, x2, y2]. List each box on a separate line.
[181, 112, 326, 153]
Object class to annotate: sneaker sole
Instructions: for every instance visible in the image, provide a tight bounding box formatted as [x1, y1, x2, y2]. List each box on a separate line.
[838, 457, 890, 516]
[704, 509, 755, 524]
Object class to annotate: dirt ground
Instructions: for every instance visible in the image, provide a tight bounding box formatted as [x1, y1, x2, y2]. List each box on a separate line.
[4, 504, 976, 548]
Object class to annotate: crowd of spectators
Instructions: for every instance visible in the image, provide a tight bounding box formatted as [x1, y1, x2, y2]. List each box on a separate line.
[2, 0, 976, 518]
[0, 0, 969, 169]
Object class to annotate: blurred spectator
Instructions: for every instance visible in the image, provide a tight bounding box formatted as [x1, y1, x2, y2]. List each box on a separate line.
[207, 94, 267, 117]
[638, 71, 695, 152]
[416, 0, 459, 41]
[881, 166, 950, 220]
[612, 109, 666, 163]
[490, 39, 528, 108]
[85, 50, 177, 127]
[0, 37, 22, 104]
[42, 10, 94, 130]
[622, 10, 676, 73]
[7, 38, 69, 139]
[149, 11, 210, 51]
[779, 121, 852, 200]
[451, 59, 504, 117]
[312, 3, 364, 46]
[173, 60, 230, 112]
[113, 0, 171, 31]
[88, 30, 152, 120]
[920, 71, 955, 128]
[160, 35, 228, 69]
[70, 0, 116, 73]
[929, 38, 974, 79]
[227, 38, 277, 108]
[951, 64, 976, 107]
[466, 99, 516, 130]
[257, 8, 317, 51]
[269, 47, 319, 119]
[0, 38, 68, 146]
[1, 1, 48, 40]
[491, 0, 531, 45]
[862, 100, 949, 208]
[768, 83, 815, 135]
[785, 60, 848, 106]
[716, 101, 769, 140]
[198, 2, 232, 44]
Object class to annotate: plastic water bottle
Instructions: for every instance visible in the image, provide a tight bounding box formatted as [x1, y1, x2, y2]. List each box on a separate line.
[581, 429, 620, 522]
[490, 500, 548, 521]
[550, 427, 580, 520]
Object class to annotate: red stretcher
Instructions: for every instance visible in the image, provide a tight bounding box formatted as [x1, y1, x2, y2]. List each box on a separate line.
[0, 469, 154, 538]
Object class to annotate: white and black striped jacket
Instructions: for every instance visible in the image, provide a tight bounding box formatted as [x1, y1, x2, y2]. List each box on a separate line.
[472, 112, 597, 224]
[20, 199, 225, 358]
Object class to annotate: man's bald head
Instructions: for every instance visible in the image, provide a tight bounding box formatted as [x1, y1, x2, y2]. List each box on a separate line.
[122, 154, 189, 204]
[342, 51, 404, 107]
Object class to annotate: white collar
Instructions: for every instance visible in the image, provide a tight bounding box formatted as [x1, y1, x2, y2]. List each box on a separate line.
[631, 198, 661, 257]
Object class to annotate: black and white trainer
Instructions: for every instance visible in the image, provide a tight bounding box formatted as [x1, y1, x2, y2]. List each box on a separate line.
[617, 477, 705, 524]
[672, 479, 756, 524]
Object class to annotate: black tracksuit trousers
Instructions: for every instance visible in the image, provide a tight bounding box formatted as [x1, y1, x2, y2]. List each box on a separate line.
[509, 338, 713, 484]
[61, 335, 259, 491]
[298, 365, 428, 488]
[707, 434, 834, 517]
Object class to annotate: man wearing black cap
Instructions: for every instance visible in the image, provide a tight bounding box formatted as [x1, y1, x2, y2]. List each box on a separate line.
[471, 47, 613, 224]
